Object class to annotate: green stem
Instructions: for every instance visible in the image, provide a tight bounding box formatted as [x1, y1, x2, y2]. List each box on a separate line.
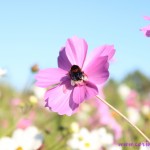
[96, 95, 150, 143]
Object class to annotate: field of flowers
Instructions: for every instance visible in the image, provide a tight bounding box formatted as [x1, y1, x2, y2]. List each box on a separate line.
[0, 66, 150, 150]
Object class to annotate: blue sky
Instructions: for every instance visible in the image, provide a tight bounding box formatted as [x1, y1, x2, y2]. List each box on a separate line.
[0, 0, 150, 90]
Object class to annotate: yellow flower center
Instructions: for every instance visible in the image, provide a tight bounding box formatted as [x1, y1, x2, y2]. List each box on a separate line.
[16, 147, 23, 150]
[78, 136, 83, 141]
[84, 142, 90, 148]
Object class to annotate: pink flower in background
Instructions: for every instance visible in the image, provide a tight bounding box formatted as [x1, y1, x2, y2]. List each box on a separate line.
[11, 98, 21, 106]
[85, 91, 122, 140]
[143, 100, 150, 106]
[1, 120, 8, 129]
[140, 16, 150, 37]
[126, 90, 140, 109]
[143, 16, 150, 21]
[140, 25, 150, 37]
[35, 36, 115, 115]
[17, 119, 32, 129]
[141, 100, 150, 115]
[94, 99, 122, 140]
[17, 112, 35, 129]
[126, 91, 140, 124]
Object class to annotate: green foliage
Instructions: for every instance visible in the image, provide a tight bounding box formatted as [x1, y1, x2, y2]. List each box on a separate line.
[123, 70, 150, 96]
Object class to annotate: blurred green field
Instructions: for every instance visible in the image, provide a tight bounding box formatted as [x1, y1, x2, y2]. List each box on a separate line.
[0, 70, 150, 150]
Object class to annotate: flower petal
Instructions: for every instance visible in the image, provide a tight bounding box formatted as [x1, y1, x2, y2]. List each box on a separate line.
[0, 137, 17, 150]
[35, 68, 67, 88]
[45, 80, 79, 116]
[143, 16, 150, 21]
[85, 82, 99, 99]
[84, 56, 109, 85]
[72, 82, 98, 104]
[146, 30, 150, 37]
[58, 47, 72, 71]
[140, 25, 150, 37]
[84, 45, 115, 69]
[72, 86, 86, 104]
[65, 36, 88, 68]
[94, 45, 115, 61]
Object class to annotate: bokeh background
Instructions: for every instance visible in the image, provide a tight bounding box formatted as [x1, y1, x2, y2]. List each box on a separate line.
[0, 0, 150, 150]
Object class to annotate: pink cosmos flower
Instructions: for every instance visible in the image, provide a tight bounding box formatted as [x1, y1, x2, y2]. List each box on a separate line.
[140, 16, 150, 37]
[98, 102, 122, 140]
[11, 98, 21, 106]
[126, 90, 140, 109]
[140, 25, 150, 37]
[92, 98, 122, 140]
[143, 16, 150, 21]
[17, 119, 32, 129]
[35, 36, 115, 116]
[17, 112, 35, 129]
[143, 100, 150, 106]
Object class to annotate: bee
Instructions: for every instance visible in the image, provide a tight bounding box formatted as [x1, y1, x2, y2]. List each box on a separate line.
[69, 65, 84, 81]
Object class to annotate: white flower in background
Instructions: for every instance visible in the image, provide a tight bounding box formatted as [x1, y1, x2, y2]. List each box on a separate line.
[95, 127, 113, 147]
[70, 122, 79, 133]
[118, 84, 131, 100]
[29, 95, 38, 104]
[141, 101, 150, 116]
[141, 105, 150, 115]
[81, 103, 92, 112]
[140, 144, 150, 150]
[78, 135, 100, 150]
[127, 107, 140, 124]
[12, 126, 43, 150]
[0, 68, 7, 77]
[76, 103, 92, 121]
[0, 137, 16, 150]
[107, 145, 122, 150]
[32, 86, 45, 100]
[67, 128, 90, 150]
[78, 129, 103, 150]
[68, 127, 114, 150]
[32, 86, 46, 107]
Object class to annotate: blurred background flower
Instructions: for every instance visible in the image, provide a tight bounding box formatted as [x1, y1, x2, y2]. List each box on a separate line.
[0, 68, 7, 77]
[140, 16, 150, 37]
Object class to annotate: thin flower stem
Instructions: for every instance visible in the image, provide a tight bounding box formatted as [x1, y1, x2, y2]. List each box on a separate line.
[96, 95, 150, 143]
